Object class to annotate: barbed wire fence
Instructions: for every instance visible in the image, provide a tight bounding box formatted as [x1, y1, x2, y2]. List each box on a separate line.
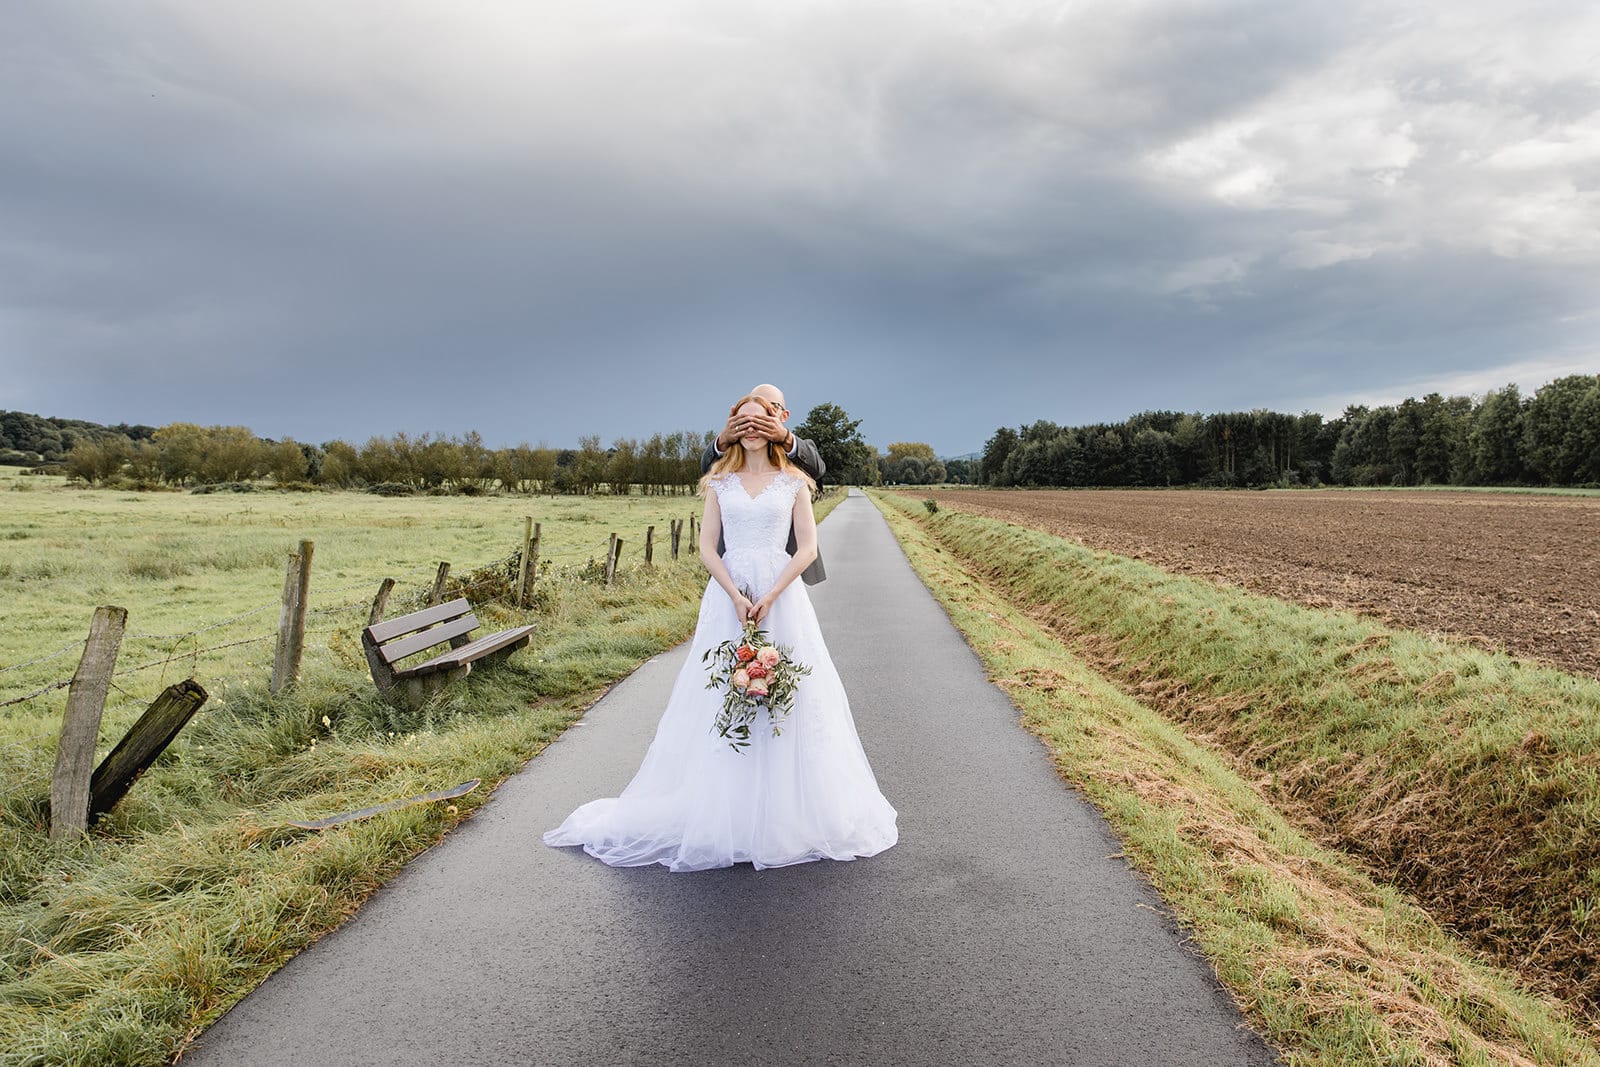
[1, 513, 704, 712]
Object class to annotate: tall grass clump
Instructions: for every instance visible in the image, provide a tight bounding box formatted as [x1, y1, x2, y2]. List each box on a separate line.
[876, 492, 1600, 1031]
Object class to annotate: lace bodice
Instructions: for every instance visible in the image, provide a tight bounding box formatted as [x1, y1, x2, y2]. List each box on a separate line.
[709, 471, 805, 560]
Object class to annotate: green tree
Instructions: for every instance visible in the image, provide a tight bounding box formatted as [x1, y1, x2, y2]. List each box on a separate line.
[264, 439, 309, 484]
[794, 402, 875, 485]
[886, 442, 937, 465]
[980, 427, 1018, 485]
[1468, 385, 1527, 484]
[607, 438, 638, 494]
[152, 423, 208, 485]
[1524, 374, 1600, 484]
[573, 434, 606, 494]
[320, 440, 361, 487]
[64, 437, 130, 484]
[198, 427, 266, 483]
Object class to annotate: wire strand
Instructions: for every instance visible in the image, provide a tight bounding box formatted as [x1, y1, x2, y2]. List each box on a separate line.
[0, 638, 87, 675]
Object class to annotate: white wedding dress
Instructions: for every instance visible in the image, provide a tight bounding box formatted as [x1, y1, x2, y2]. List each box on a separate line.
[543, 472, 898, 871]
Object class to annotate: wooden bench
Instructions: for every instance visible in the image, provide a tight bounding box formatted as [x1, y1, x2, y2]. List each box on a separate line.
[361, 597, 535, 711]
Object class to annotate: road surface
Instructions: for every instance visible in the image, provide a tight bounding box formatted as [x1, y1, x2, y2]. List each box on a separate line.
[190, 491, 1278, 1066]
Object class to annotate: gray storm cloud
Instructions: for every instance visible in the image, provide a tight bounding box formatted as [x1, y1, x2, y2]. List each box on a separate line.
[2, 0, 1597, 453]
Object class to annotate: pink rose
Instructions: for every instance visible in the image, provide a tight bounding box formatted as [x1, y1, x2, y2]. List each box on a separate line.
[746, 663, 769, 680]
[756, 647, 781, 667]
[731, 669, 750, 689]
[748, 678, 770, 697]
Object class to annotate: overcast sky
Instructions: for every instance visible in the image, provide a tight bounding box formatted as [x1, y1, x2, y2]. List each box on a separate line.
[3, 1, 1597, 455]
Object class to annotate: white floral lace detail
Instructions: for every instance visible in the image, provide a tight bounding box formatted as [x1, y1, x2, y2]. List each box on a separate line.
[711, 472, 804, 565]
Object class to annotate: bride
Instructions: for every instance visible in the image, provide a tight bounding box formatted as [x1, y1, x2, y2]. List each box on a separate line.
[543, 393, 898, 871]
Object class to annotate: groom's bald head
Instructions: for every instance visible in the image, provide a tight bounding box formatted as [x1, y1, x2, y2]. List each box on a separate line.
[751, 383, 787, 414]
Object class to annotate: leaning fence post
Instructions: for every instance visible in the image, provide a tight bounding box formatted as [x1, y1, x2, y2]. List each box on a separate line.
[270, 540, 314, 696]
[515, 517, 532, 606]
[88, 680, 208, 823]
[429, 562, 451, 606]
[645, 525, 655, 565]
[50, 605, 127, 840]
[369, 578, 396, 626]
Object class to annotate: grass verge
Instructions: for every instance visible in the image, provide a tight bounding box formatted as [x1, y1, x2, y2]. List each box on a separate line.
[872, 490, 1599, 1066]
[0, 488, 844, 1066]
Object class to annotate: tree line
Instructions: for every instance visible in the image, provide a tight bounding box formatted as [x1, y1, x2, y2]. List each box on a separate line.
[32, 421, 724, 495]
[973, 375, 1600, 489]
[7, 403, 892, 493]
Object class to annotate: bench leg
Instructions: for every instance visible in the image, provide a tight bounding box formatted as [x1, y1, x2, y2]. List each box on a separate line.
[399, 665, 471, 713]
[362, 632, 405, 711]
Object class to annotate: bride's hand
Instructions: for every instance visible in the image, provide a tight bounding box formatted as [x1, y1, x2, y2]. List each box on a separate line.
[731, 591, 756, 621]
[749, 594, 775, 625]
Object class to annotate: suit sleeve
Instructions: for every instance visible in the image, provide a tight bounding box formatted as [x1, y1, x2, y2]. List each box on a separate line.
[791, 436, 825, 482]
[700, 441, 720, 475]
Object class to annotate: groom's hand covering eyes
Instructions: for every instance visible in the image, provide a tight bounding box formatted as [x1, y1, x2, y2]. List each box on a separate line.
[718, 407, 790, 451]
[745, 409, 788, 443]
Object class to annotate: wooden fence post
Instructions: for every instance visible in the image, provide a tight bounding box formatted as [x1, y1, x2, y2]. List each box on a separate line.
[515, 516, 532, 607]
[50, 605, 127, 840]
[604, 534, 623, 586]
[369, 578, 396, 626]
[270, 540, 314, 696]
[88, 680, 208, 823]
[670, 519, 682, 559]
[689, 515, 698, 548]
[429, 562, 451, 606]
[645, 525, 655, 565]
[520, 522, 541, 607]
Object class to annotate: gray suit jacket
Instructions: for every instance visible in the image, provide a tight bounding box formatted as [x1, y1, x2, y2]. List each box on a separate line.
[701, 436, 827, 585]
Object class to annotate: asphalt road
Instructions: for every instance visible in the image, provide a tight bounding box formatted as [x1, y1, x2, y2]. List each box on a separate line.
[189, 492, 1280, 1066]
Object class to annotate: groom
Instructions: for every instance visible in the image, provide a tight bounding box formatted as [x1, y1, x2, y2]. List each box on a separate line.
[701, 383, 828, 585]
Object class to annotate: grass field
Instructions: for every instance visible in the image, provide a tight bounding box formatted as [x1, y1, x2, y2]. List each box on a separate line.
[874, 490, 1600, 1064]
[0, 474, 842, 1066]
[0, 469, 714, 709]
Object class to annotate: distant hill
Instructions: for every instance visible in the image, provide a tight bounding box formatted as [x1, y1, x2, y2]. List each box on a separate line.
[940, 451, 981, 463]
[0, 410, 154, 465]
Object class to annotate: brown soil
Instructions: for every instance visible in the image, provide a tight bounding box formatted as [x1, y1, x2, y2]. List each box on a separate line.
[908, 489, 1600, 679]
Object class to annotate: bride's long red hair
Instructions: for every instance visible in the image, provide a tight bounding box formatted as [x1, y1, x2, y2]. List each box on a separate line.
[698, 394, 816, 495]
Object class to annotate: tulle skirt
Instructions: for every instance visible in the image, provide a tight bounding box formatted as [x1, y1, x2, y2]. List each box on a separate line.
[543, 549, 898, 872]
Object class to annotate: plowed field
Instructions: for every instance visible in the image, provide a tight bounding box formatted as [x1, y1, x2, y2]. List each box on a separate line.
[907, 488, 1600, 679]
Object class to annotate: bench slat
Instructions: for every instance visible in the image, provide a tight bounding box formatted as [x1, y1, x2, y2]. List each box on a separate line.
[396, 625, 535, 678]
[378, 613, 479, 664]
[366, 598, 474, 644]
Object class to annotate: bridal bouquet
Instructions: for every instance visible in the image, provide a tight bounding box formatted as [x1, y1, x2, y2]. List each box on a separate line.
[703, 617, 811, 751]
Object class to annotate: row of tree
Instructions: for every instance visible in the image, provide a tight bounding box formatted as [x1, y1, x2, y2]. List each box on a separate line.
[43, 402, 894, 493]
[54, 423, 724, 494]
[976, 375, 1600, 489]
[19, 374, 1596, 493]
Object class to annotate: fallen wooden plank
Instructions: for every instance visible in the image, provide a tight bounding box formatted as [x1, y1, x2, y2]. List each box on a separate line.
[286, 779, 482, 830]
[88, 679, 208, 823]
